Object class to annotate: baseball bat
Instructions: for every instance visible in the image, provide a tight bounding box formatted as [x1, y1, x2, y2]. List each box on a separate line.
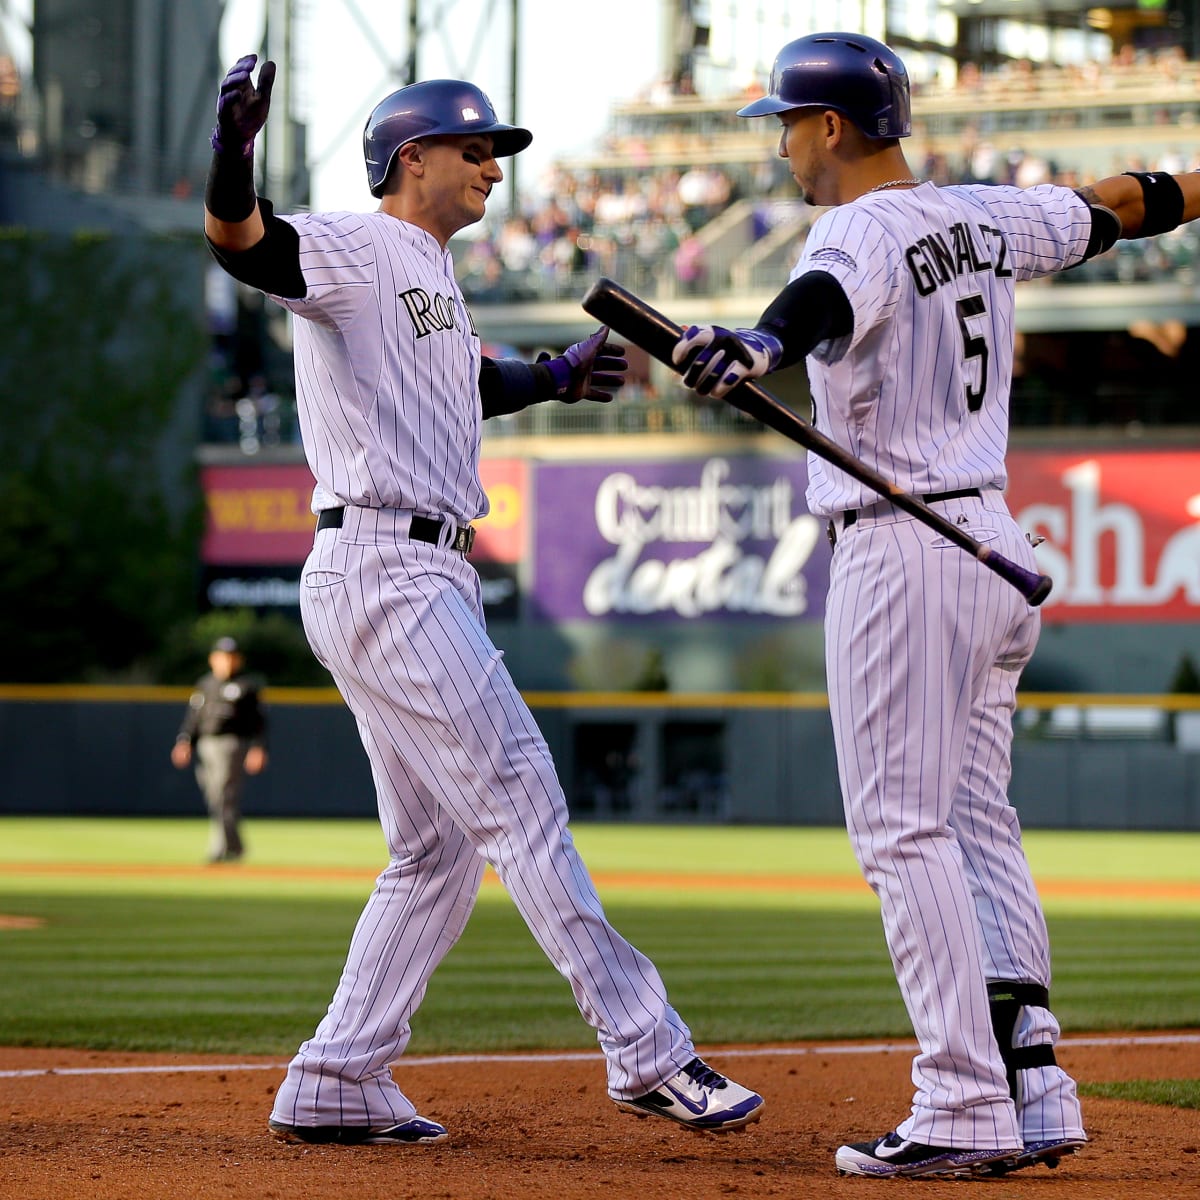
[582, 277, 1053, 607]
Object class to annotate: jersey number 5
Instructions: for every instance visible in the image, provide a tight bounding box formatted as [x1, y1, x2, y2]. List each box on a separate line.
[956, 293, 990, 412]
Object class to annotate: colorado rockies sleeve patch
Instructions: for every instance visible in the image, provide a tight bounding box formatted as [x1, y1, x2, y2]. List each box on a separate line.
[809, 247, 859, 272]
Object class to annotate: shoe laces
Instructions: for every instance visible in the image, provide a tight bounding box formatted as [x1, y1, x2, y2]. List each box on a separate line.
[682, 1057, 727, 1090]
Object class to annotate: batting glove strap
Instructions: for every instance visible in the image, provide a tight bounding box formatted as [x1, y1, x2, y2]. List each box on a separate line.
[210, 127, 255, 158]
[672, 325, 782, 398]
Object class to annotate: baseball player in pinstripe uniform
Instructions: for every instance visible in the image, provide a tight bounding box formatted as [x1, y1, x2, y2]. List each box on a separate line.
[672, 31, 1200, 1181]
[203, 56, 763, 1146]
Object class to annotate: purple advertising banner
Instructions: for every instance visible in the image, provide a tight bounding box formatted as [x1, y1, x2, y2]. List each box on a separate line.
[533, 456, 831, 621]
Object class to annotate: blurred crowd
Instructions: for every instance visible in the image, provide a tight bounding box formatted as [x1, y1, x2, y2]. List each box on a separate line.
[454, 159, 765, 302]
[926, 42, 1199, 103]
[453, 43, 1200, 306]
[452, 149, 1200, 309]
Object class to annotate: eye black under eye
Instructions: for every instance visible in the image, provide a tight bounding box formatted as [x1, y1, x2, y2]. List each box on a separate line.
[462, 151, 482, 165]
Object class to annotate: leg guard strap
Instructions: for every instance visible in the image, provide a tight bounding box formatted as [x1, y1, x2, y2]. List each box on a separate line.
[988, 981, 1057, 1100]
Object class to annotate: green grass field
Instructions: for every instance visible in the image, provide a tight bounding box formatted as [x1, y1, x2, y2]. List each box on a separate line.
[0, 818, 1197, 1058]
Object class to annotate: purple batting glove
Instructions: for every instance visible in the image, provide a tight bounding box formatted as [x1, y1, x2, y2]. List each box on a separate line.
[539, 325, 628, 403]
[211, 54, 277, 158]
[672, 325, 782, 399]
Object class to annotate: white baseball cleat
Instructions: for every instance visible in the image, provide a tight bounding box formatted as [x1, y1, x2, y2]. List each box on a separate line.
[613, 1056, 764, 1132]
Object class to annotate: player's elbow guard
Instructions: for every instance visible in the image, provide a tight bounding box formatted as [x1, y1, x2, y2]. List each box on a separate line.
[1077, 197, 1121, 260]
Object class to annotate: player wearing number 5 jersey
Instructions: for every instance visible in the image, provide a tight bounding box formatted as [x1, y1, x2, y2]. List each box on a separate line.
[792, 185, 1079, 517]
[203, 55, 763, 1148]
[672, 31, 1200, 1181]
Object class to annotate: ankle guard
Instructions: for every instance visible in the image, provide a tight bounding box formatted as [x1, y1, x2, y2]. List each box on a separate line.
[987, 981, 1058, 1102]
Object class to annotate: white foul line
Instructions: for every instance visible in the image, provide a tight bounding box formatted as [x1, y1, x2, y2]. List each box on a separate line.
[1, 1032, 1197, 1080]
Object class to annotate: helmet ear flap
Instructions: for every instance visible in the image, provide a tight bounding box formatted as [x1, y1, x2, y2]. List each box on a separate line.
[376, 141, 422, 196]
[375, 147, 401, 197]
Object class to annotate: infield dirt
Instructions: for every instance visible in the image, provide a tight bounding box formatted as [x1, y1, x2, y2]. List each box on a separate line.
[1, 1036, 1197, 1199]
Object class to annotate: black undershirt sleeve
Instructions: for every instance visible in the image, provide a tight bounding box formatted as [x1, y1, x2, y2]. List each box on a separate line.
[204, 147, 257, 223]
[479, 357, 557, 418]
[204, 198, 307, 299]
[755, 270, 854, 369]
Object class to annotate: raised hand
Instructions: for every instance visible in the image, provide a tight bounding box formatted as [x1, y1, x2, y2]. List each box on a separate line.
[539, 326, 628, 403]
[211, 54, 277, 158]
[671, 325, 782, 399]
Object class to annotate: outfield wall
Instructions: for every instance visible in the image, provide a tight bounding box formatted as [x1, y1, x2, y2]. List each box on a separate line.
[1, 689, 1198, 831]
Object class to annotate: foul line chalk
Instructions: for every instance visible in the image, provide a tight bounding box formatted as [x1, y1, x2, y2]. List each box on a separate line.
[1, 1032, 1197, 1080]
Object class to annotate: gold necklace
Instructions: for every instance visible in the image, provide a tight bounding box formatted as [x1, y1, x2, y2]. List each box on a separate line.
[868, 179, 920, 193]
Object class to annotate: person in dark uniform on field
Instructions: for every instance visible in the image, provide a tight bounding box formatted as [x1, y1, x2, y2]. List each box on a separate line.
[171, 636, 268, 862]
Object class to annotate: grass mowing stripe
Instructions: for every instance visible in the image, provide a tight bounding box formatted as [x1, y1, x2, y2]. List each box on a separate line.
[0, 820, 1197, 1056]
[1, 884, 1197, 1056]
[1080, 1079, 1200, 1109]
[0, 888, 904, 1054]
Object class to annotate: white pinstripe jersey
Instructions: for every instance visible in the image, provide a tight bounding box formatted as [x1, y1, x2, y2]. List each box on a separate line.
[268, 211, 487, 523]
[794, 182, 1091, 518]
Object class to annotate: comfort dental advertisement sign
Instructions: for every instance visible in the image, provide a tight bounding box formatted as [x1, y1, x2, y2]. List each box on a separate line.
[532, 456, 830, 620]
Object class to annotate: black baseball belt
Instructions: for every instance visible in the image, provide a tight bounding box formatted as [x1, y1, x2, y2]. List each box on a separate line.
[827, 488, 981, 547]
[316, 507, 476, 555]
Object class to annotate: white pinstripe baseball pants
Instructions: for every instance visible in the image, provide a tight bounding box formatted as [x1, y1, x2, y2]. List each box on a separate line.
[825, 492, 1084, 1149]
[271, 508, 692, 1128]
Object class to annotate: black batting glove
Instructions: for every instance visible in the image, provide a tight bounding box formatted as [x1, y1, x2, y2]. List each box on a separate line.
[538, 326, 628, 403]
[211, 54, 276, 158]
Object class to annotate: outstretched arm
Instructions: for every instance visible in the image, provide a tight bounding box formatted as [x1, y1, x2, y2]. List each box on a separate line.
[1077, 169, 1200, 248]
[479, 326, 628, 418]
[204, 54, 275, 251]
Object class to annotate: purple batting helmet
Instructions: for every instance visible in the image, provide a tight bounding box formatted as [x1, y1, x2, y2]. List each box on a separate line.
[737, 32, 911, 139]
[363, 79, 533, 197]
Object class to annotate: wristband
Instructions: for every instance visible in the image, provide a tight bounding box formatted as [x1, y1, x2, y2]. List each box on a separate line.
[1123, 171, 1184, 238]
[534, 351, 572, 397]
[205, 149, 257, 223]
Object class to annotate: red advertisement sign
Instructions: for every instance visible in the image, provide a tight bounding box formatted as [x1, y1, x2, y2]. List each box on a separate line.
[201, 464, 317, 565]
[200, 460, 526, 566]
[1007, 449, 1200, 622]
